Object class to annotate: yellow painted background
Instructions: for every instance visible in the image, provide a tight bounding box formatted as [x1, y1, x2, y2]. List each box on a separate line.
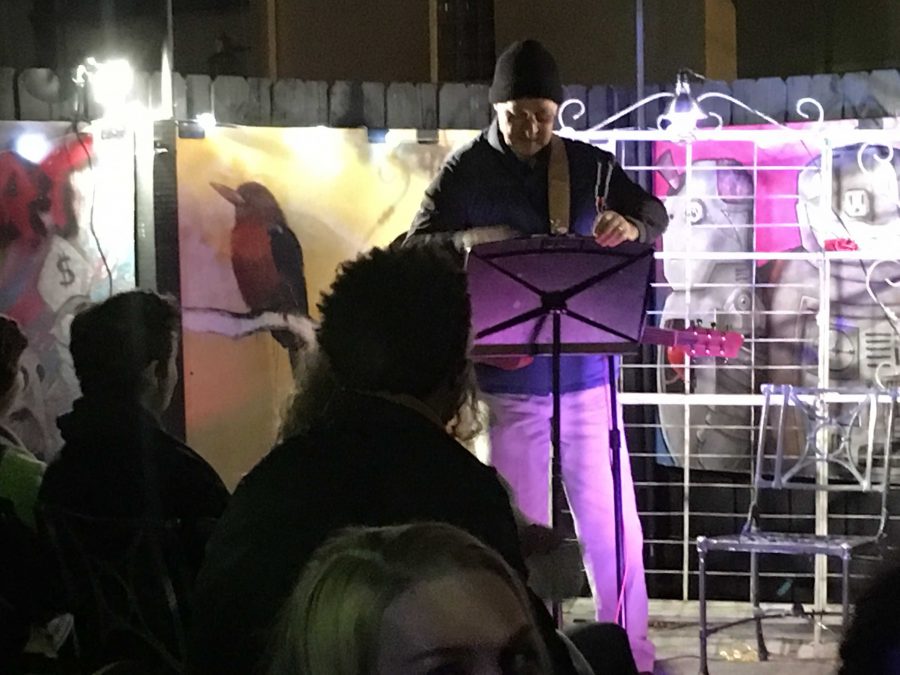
[176, 126, 477, 489]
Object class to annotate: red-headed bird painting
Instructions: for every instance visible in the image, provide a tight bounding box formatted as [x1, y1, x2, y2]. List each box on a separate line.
[210, 181, 309, 357]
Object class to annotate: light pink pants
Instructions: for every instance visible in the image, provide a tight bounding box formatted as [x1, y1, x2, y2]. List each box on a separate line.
[483, 385, 655, 673]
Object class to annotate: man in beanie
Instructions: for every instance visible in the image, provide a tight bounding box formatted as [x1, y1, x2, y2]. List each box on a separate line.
[407, 39, 666, 673]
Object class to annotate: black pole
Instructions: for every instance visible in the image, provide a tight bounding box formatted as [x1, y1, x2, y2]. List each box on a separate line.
[551, 310, 564, 627]
[608, 353, 627, 628]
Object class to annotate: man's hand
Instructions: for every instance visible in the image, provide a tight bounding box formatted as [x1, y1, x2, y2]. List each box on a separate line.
[593, 210, 639, 247]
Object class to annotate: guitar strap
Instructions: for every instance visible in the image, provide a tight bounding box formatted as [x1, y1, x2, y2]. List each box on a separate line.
[547, 134, 570, 234]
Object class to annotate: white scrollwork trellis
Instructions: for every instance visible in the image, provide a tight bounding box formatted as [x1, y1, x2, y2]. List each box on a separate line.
[557, 87, 826, 135]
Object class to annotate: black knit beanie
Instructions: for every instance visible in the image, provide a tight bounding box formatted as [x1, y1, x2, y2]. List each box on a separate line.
[489, 39, 564, 104]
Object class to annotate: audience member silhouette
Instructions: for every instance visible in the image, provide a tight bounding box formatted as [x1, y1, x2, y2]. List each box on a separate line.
[188, 244, 583, 674]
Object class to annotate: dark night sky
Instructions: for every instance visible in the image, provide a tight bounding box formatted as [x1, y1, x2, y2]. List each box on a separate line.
[735, 0, 900, 78]
[2, 0, 900, 82]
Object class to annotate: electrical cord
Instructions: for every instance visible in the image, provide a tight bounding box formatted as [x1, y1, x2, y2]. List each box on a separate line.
[72, 120, 114, 298]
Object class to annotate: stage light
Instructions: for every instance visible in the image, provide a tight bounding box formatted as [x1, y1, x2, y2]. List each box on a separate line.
[367, 128, 388, 144]
[196, 113, 217, 133]
[77, 57, 134, 112]
[14, 132, 52, 164]
[661, 72, 706, 136]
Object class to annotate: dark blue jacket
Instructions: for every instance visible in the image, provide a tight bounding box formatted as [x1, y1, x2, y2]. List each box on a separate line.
[188, 392, 578, 675]
[409, 120, 667, 395]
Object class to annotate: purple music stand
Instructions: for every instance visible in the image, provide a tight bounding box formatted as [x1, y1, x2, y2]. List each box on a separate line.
[467, 235, 654, 628]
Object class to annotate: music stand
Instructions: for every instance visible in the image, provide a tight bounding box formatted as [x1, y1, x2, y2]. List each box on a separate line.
[467, 235, 654, 628]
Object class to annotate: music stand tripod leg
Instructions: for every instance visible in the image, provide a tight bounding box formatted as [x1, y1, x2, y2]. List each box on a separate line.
[550, 310, 565, 627]
[608, 353, 627, 629]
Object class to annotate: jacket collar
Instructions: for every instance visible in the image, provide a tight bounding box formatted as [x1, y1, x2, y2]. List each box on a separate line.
[487, 117, 504, 153]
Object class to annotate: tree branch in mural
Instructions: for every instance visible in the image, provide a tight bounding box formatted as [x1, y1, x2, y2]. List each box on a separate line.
[181, 307, 315, 347]
[210, 181, 310, 368]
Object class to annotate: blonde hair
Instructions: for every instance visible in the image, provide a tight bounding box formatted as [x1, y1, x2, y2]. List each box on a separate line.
[264, 522, 548, 675]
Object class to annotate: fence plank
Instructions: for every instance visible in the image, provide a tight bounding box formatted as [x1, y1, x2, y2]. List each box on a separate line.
[558, 84, 587, 130]
[246, 77, 271, 125]
[148, 72, 185, 119]
[173, 73, 187, 120]
[810, 73, 843, 120]
[17, 68, 78, 121]
[841, 71, 877, 119]
[867, 69, 900, 118]
[144, 72, 188, 120]
[361, 82, 386, 128]
[695, 79, 731, 127]
[753, 76, 788, 124]
[611, 85, 636, 128]
[212, 75, 249, 124]
[419, 83, 437, 129]
[272, 79, 328, 126]
[785, 75, 813, 123]
[438, 82, 469, 129]
[385, 82, 438, 129]
[786, 74, 841, 124]
[469, 83, 490, 129]
[587, 84, 613, 129]
[640, 82, 666, 129]
[386, 82, 420, 128]
[0, 67, 15, 120]
[185, 74, 212, 119]
[730, 79, 756, 125]
[329, 81, 364, 127]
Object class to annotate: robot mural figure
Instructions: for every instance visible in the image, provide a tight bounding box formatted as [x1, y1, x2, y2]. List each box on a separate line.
[656, 154, 764, 472]
[765, 143, 900, 467]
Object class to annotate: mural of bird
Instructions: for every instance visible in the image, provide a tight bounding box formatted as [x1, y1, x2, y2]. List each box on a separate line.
[210, 181, 309, 355]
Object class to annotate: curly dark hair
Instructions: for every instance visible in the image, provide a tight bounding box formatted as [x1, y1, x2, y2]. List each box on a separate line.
[839, 562, 900, 674]
[281, 243, 478, 440]
[0, 316, 27, 399]
[70, 290, 180, 400]
[317, 243, 470, 398]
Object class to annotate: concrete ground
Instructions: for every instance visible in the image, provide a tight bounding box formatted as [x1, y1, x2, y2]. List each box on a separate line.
[565, 598, 839, 674]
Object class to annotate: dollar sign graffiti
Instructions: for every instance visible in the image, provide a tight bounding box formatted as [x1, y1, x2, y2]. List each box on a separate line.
[57, 253, 75, 287]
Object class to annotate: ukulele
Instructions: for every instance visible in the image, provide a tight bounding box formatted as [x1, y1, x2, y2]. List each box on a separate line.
[477, 325, 743, 370]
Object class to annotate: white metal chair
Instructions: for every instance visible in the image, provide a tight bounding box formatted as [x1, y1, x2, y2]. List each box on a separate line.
[696, 384, 898, 674]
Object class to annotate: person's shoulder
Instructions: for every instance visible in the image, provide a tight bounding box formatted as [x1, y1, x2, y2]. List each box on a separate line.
[561, 134, 613, 163]
[405, 426, 498, 484]
[231, 432, 326, 500]
[441, 129, 494, 170]
[158, 431, 222, 478]
[35, 449, 72, 505]
[0, 440, 45, 473]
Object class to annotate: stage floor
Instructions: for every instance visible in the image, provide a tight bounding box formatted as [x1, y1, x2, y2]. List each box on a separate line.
[565, 598, 839, 674]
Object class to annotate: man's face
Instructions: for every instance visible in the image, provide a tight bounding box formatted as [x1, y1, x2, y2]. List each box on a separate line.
[494, 98, 558, 160]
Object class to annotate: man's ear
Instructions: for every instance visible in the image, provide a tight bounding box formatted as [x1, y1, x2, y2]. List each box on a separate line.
[141, 359, 161, 392]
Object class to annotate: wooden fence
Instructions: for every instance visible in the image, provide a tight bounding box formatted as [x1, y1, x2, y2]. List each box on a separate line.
[2, 66, 900, 129]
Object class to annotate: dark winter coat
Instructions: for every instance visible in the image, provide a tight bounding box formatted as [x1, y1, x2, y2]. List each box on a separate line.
[409, 119, 668, 395]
